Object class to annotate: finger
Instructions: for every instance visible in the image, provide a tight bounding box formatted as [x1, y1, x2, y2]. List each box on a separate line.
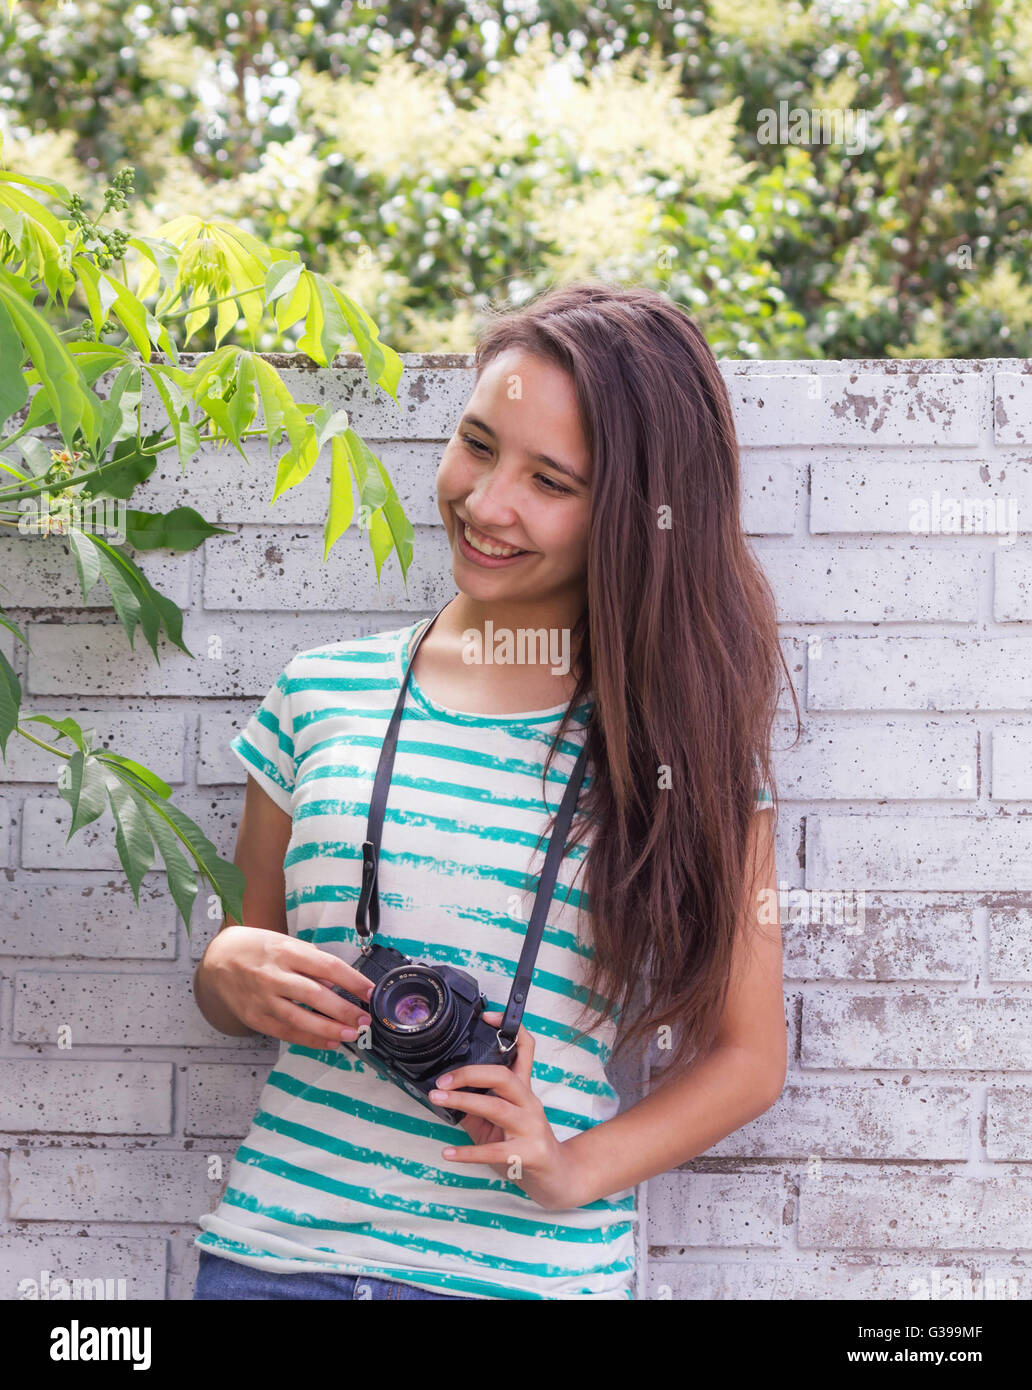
[434, 1064, 525, 1099]
[481, 1012, 535, 1086]
[441, 1140, 518, 1166]
[430, 1086, 521, 1128]
[280, 939, 376, 1002]
[511, 1023, 535, 1088]
[266, 997, 369, 1049]
[272, 969, 371, 1031]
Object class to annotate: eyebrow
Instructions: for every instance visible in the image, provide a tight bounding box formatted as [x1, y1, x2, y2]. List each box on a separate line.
[459, 414, 591, 489]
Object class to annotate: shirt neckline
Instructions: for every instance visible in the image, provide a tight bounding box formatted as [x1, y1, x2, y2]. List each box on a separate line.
[396, 620, 593, 727]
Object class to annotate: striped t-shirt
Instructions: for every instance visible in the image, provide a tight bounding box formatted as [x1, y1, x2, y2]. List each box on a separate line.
[195, 617, 773, 1299]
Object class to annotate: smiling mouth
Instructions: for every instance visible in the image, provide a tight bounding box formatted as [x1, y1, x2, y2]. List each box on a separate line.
[459, 519, 529, 559]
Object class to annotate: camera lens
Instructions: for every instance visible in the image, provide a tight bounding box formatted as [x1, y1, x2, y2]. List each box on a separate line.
[370, 965, 466, 1069]
[393, 991, 433, 1026]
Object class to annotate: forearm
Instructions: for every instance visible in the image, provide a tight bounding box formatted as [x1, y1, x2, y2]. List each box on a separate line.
[560, 1044, 782, 1209]
[193, 950, 257, 1037]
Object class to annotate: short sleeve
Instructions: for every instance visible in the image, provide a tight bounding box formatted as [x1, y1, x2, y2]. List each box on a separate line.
[753, 752, 773, 811]
[230, 660, 297, 815]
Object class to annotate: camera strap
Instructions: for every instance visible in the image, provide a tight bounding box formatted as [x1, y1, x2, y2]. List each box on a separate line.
[355, 600, 592, 1053]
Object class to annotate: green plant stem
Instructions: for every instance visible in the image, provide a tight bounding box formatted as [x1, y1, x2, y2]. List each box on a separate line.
[161, 288, 261, 322]
[0, 429, 272, 503]
[13, 727, 72, 760]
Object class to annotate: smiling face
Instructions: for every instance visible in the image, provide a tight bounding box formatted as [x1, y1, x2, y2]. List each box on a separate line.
[436, 348, 593, 626]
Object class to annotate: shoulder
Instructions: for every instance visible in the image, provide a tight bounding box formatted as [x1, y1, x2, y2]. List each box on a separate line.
[286, 622, 416, 679]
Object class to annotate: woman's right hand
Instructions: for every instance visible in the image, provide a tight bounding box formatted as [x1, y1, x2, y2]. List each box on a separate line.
[203, 925, 376, 1049]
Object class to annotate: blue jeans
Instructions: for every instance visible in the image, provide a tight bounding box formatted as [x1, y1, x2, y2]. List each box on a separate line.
[193, 1248, 479, 1300]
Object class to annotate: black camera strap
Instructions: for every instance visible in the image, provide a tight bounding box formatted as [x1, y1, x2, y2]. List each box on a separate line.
[355, 600, 591, 1053]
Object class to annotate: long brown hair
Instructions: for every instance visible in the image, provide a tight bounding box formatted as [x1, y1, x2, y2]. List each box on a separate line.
[471, 280, 801, 1077]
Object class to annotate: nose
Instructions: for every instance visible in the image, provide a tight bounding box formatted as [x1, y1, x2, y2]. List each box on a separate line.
[463, 461, 522, 529]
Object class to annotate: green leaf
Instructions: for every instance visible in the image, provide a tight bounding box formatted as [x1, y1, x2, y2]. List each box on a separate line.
[93, 750, 171, 798]
[296, 271, 349, 368]
[0, 297, 28, 429]
[341, 427, 388, 514]
[122, 505, 232, 552]
[0, 167, 73, 206]
[368, 454, 414, 586]
[142, 362, 201, 472]
[127, 234, 181, 298]
[14, 436, 54, 478]
[20, 712, 90, 753]
[66, 527, 103, 600]
[264, 259, 304, 307]
[327, 282, 403, 403]
[59, 748, 110, 836]
[77, 430, 161, 501]
[136, 796, 199, 930]
[0, 265, 103, 451]
[0, 645, 21, 759]
[0, 608, 29, 651]
[80, 531, 193, 660]
[95, 362, 143, 456]
[324, 434, 355, 560]
[105, 776, 155, 905]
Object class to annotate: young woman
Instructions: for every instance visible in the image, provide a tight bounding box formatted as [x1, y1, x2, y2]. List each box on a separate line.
[191, 281, 793, 1301]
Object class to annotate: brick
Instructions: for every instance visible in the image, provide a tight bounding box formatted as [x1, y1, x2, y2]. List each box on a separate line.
[759, 546, 978, 622]
[988, 904, 1032, 981]
[0, 872, 175, 961]
[647, 1172, 785, 1247]
[137, 354, 476, 438]
[0, 1235, 167, 1300]
[729, 372, 982, 447]
[0, 875, 176, 958]
[0, 535, 189, 609]
[807, 636, 1032, 710]
[986, 1088, 1032, 1160]
[202, 525, 453, 611]
[12, 970, 269, 1048]
[995, 550, 1032, 621]
[799, 1171, 1032, 1249]
[783, 894, 976, 981]
[20, 794, 239, 871]
[140, 439, 444, 526]
[801, 992, 1032, 1069]
[739, 453, 796, 535]
[993, 371, 1032, 444]
[0, 1061, 172, 1133]
[9, 1146, 235, 1222]
[694, 1082, 969, 1159]
[807, 815, 1032, 892]
[812, 457, 1027, 537]
[991, 726, 1032, 799]
[2, 710, 186, 783]
[772, 718, 976, 802]
[197, 710, 258, 785]
[24, 612, 417, 696]
[185, 1062, 274, 1135]
[645, 1259, 997, 1300]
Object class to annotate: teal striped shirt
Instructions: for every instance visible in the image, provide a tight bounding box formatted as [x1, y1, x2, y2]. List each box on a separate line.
[196, 619, 647, 1299]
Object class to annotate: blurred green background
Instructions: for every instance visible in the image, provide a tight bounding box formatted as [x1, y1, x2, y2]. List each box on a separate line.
[2, 0, 1030, 358]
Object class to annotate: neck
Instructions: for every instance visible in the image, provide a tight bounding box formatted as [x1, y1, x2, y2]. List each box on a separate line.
[436, 592, 587, 684]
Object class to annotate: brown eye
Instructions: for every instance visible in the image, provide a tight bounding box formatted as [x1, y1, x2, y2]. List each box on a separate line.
[537, 474, 571, 495]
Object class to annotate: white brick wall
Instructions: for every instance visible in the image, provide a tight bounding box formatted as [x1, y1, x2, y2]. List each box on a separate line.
[2, 353, 1031, 1302]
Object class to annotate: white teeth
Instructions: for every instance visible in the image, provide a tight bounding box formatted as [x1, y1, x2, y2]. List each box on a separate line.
[463, 522, 525, 558]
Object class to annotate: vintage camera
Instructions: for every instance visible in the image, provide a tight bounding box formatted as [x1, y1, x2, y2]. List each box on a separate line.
[329, 941, 517, 1125]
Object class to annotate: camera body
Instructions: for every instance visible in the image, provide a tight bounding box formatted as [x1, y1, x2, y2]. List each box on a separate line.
[329, 941, 517, 1124]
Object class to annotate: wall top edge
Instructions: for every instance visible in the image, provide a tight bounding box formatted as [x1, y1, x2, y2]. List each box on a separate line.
[155, 352, 1031, 375]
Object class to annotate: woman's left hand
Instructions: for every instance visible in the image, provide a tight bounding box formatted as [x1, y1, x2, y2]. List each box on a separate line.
[431, 1011, 582, 1212]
